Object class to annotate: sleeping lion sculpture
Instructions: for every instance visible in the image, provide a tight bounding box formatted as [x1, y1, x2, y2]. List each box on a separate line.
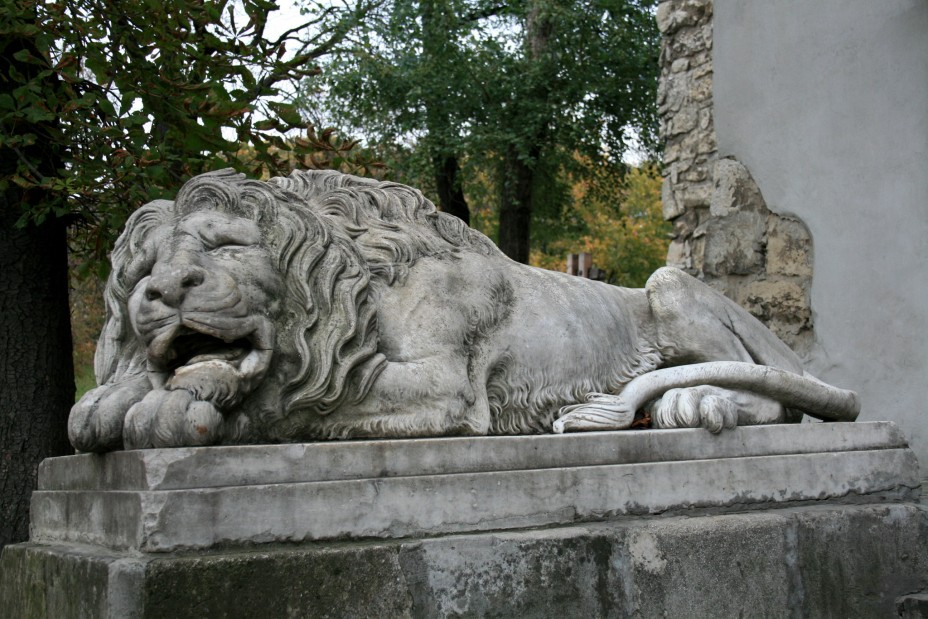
[69, 169, 859, 452]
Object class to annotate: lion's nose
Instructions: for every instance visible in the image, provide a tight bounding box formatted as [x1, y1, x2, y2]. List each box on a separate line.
[146, 263, 206, 307]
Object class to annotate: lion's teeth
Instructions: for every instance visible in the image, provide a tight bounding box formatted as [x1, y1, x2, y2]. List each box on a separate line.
[185, 347, 248, 367]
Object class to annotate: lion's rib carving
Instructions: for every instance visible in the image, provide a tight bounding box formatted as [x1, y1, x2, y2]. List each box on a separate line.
[69, 169, 859, 453]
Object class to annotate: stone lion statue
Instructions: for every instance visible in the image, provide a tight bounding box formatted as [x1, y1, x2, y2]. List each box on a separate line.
[69, 170, 859, 452]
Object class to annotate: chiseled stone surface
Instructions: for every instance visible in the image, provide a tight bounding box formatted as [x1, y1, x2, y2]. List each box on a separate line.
[898, 592, 928, 619]
[4, 503, 927, 618]
[38, 421, 907, 491]
[69, 167, 854, 451]
[28, 423, 920, 552]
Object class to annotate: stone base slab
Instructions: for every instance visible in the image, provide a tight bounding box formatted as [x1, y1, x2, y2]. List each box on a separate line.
[28, 422, 920, 552]
[3, 503, 927, 618]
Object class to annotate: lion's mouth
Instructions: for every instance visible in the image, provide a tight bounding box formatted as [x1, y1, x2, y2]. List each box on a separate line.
[146, 319, 275, 399]
[165, 331, 253, 374]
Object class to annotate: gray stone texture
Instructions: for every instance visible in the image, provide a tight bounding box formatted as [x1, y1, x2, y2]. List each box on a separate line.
[710, 0, 928, 472]
[658, 0, 815, 354]
[4, 503, 927, 618]
[898, 593, 928, 619]
[69, 167, 856, 448]
[3, 421, 922, 616]
[26, 423, 920, 553]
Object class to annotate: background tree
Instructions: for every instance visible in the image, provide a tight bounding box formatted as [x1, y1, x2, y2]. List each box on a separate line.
[308, 0, 660, 262]
[0, 0, 376, 551]
[531, 162, 669, 287]
[1, 7, 72, 553]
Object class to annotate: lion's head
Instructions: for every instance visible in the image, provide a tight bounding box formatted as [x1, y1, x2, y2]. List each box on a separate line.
[93, 169, 385, 447]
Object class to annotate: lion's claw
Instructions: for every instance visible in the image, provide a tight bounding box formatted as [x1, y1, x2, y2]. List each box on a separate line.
[124, 389, 224, 450]
[651, 387, 738, 434]
[69, 375, 151, 452]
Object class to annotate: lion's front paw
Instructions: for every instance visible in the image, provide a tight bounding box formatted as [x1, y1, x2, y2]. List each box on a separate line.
[69, 376, 151, 452]
[123, 389, 225, 449]
[650, 386, 738, 434]
[553, 394, 636, 433]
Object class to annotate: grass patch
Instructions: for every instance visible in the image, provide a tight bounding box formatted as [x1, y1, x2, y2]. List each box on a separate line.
[75, 362, 97, 402]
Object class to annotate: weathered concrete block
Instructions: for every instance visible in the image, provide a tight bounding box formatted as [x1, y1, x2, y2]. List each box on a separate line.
[898, 592, 928, 619]
[4, 504, 926, 618]
[28, 423, 918, 553]
[3, 422, 922, 616]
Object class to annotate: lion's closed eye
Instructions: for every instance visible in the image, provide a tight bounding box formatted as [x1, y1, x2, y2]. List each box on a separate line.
[206, 238, 250, 252]
[180, 212, 262, 252]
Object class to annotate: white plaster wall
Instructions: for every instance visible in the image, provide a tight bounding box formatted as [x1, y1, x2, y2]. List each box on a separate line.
[713, 0, 928, 470]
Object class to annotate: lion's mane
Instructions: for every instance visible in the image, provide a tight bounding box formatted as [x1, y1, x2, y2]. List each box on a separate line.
[270, 170, 500, 287]
[97, 170, 392, 439]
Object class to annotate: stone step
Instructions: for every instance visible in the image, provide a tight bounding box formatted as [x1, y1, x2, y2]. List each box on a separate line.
[29, 422, 919, 552]
[40, 420, 907, 491]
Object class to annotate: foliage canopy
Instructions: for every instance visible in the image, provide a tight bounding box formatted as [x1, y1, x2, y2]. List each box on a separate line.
[305, 0, 661, 260]
[0, 0, 378, 271]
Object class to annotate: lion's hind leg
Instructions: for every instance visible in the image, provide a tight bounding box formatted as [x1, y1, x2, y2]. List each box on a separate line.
[553, 385, 779, 434]
[554, 361, 858, 433]
[645, 267, 802, 372]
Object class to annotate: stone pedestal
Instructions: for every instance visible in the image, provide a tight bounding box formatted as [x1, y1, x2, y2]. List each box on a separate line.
[2, 422, 926, 617]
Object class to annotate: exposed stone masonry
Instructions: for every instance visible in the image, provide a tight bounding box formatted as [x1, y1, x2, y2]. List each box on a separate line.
[657, 0, 814, 355]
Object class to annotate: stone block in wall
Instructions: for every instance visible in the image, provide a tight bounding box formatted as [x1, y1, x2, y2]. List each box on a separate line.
[683, 166, 708, 183]
[666, 238, 689, 270]
[703, 210, 767, 276]
[671, 208, 699, 239]
[671, 25, 712, 58]
[735, 278, 812, 347]
[662, 177, 684, 220]
[668, 107, 698, 136]
[680, 181, 713, 208]
[656, 0, 712, 36]
[766, 215, 813, 278]
[658, 0, 814, 355]
[691, 73, 713, 103]
[710, 158, 765, 216]
[692, 58, 713, 80]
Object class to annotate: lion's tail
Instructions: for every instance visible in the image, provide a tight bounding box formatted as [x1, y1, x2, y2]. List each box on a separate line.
[553, 362, 860, 434]
[618, 361, 860, 424]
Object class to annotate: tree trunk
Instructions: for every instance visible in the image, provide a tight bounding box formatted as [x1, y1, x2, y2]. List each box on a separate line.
[0, 19, 75, 552]
[420, 0, 471, 224]
[497, 146, 535, 262]
[496, 0, 552, 263]
[433, 154, 470, 224]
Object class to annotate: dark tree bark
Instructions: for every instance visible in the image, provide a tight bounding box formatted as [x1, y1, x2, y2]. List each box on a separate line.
[420, 0, 471, 224]
[0, 22, 75, 552]
[433, 154, 470, 224]
[497, 146, 536, 263]
[495, 0, 552, 263]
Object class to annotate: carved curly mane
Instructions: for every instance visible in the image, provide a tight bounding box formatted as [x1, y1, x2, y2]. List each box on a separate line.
[95, 200, 173, 386]
[98, 170, 386, 433]
[270, 170, 501, 286]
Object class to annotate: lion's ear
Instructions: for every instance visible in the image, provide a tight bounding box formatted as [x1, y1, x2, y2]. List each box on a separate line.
[94, 200, 173, 386]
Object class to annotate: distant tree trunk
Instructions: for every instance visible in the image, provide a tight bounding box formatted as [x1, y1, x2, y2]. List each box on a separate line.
[421, 0, 471, 224]
[433, 154, 470, 224]
[497, 146, 536, 262]
[496, 0, 552, 263]
[0, 21, 75, 552]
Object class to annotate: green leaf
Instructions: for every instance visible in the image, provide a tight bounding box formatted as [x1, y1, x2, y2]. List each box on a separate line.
[268, 101, 303, 127]
[253, 118, 280, 131]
